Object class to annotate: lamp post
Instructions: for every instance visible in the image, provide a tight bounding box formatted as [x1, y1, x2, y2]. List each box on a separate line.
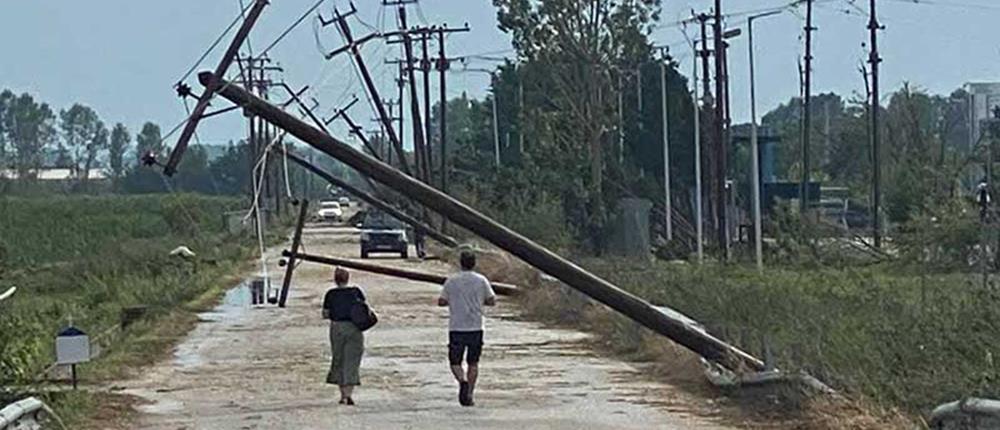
[459, 67, 502, 167]
[661, 55, 673, 241]
[748, 10, 782, 271]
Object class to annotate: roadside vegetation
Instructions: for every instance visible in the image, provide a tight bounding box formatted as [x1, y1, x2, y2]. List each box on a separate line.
[423, 2, 1000, 426]
[0, 194, 255, 422]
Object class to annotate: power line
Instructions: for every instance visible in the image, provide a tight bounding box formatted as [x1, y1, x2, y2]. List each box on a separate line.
[255, 0, 327, 59]
[885, 0, 1000, 11]
[176, 4, 252, 85]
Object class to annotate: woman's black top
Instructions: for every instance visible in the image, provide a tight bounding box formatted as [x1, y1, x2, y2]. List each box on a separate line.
[323, 286, 366, 321]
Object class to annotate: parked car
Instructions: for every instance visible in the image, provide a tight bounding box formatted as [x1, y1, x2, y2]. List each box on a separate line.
[338, 196, 351, 207]
[317, 200, 343, 223]
[358, 211, 408, 259]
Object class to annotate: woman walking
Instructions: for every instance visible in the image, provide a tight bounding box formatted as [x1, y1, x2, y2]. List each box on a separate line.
[322, 267, 366, 405]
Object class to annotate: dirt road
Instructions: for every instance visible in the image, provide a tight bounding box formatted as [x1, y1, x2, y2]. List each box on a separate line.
[120, 225, 734, 429]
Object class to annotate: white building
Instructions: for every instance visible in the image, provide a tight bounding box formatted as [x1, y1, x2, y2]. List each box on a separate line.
[0, 168, 108, 181]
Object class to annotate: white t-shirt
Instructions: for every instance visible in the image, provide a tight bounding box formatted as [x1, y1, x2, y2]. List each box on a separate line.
[440, 270, 496, 332]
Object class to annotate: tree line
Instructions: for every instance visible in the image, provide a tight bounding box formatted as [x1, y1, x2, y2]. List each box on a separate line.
[0, 88, 351, 198]
[425, 0, 981, 254]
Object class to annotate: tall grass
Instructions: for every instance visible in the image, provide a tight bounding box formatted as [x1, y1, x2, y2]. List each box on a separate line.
[586, 259, 1000, 415]
[0, 194, 251, 382]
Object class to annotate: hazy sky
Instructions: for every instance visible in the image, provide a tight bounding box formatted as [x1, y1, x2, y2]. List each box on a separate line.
[1, 0, 998, 148]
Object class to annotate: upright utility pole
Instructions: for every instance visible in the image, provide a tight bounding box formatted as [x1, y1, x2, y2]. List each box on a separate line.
[395, 66, 406, 166]
[492, 73, 502, 167]
[689, 32, 705, 264]
[518, 69, 525, 155]
[697, 13, 713, 253]
[432, 25, 470, 230]
[437, 30, 449, 197]
[421, 34, 433, 176]
[618, 73, 626, 166]
[712, 1, 727, 259]
[661, 60, 672, 241]
[869, 0, 883, 248]
[801, 0, 815, 214]
[397, 7, 430, 183]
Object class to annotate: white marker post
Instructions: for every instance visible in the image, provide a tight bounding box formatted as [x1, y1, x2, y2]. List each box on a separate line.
[56, 326, 90, 390]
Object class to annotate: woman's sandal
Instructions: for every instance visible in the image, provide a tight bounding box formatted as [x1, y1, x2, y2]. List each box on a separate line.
[345, 397, 355, 406]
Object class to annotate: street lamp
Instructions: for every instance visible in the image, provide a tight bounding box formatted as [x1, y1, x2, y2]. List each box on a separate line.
[680, 25, 704, 264]
[457, 67, 502, 168]
[748, 9, 783, 271]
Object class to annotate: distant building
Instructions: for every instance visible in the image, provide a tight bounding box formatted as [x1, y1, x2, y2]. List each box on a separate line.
[965, 82, 1000, 149]
[1, 168, 108, 181]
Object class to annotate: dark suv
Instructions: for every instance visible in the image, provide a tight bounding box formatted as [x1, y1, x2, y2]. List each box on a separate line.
[358, 211, 409, 259]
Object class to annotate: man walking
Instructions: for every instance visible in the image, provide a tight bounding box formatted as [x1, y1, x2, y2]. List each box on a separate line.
[438, 250, 496, 406]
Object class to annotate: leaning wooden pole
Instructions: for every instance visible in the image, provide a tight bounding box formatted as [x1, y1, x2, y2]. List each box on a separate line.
[283, 251, 518, 296]
[278, 199, 309, 308]
[164, 0, 268, 176]
[200, 71, 764, 372]
[278, 148, 459, 248]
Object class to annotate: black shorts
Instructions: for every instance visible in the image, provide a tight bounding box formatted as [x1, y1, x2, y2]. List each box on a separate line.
[448, 330, 484, 365]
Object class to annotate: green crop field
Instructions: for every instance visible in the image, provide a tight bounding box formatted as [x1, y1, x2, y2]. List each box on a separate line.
[0, 194, 253, 387]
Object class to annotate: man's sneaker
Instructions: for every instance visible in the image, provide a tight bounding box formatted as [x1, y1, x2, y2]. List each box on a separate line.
[459, 381, 471, 406]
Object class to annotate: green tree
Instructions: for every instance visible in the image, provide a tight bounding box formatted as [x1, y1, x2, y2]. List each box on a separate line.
[174, 144, 215, 194]
[6, 93, 56, 181]
[121, 122, 167, 193]
[0, 90, 12, 178]
[59, 103, 109, 185]
[491, 0, 666, 249]
[209, 140, 252, 196]
[109, 123, 131, 183]
[135, 122, 163, 161]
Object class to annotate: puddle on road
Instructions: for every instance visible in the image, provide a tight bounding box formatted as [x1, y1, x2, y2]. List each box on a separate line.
[174, 280, 258, 369]
[198, 281, 253, 323]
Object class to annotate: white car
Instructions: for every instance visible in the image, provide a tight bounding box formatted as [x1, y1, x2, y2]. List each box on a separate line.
[317, 201, 343, 222]
[338, 196, 350, 207]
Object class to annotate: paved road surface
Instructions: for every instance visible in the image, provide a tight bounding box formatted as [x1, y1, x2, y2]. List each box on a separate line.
[121, 225, 733, 429]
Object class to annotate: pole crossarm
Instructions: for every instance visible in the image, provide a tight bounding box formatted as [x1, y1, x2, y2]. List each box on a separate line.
[324, 32, 381, 60]
[327, 98, 383, 160]
[200, 71, 765, 372]
[163, 0, 269, 176]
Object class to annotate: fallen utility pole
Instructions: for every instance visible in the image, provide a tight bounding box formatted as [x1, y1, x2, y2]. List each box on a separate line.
[164, 0, 268, 176]
[278, 148, 459, 248]
[282, 251, 518, 296]
[202, 71, 764, 372]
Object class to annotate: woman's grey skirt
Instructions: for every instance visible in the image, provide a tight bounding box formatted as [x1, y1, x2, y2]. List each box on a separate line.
[327, 321, 364, 386]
